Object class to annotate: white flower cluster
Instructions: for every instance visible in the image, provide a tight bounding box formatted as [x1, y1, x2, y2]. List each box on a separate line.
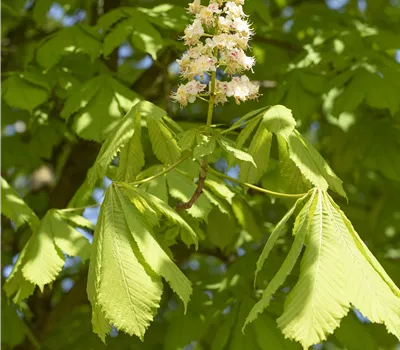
[172, 0, 259, 107]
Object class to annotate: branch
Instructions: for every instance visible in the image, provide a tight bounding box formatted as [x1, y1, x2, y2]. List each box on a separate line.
[176, 159, 208, 210]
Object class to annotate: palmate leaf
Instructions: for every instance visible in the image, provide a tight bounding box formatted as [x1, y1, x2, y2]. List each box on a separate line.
[36, 25, 102, 68]
[1, 177, 40, 229]
[118, 188, 192, 310]
[283, 130, 346, 198]
[88, 185, 163, 341]
[88, 184, 193, 341]
[277, 190, 351, 348]
[325, 194, 400, 338]
[61, 74, 141, 142]
[4, 210, 91, 298]
[244, 190, 318, 329]
[262, 190, 400, 348]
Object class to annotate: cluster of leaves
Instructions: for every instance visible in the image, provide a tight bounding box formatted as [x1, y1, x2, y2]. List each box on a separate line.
[2, 0, 400, 349]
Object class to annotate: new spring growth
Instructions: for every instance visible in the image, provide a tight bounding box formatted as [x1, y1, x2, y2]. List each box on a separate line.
[172, 0, 259, 107]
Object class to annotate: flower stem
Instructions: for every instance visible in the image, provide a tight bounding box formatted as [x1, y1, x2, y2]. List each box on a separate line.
[208, 167, 309, 199]
[207, 69, 217, 127]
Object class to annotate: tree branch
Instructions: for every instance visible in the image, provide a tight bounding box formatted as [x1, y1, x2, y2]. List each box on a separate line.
[176, 159, 208, 210]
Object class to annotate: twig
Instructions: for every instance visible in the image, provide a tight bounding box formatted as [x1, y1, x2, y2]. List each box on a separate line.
[176, 159, 208, 210]
[208, 167, 308, 199]
[131, 155, 191, 186]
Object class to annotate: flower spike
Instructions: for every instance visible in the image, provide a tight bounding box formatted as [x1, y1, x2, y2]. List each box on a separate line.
[172, 0, 259, 107]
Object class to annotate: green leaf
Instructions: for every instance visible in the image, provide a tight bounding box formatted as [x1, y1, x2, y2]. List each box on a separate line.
[244, 190, 318, 329]
[87, 205, 110, 342]
[262, 105, 296, 138]
[231, 298, 260, 350]
[205, 178, 235, 205]
[36, 25, 102, 68]
[254, 314, 300, 350]
[104, 12, 164, 59]
[219, 139, 256, 167]
[58, 211, 95, 231]
[166, 170, 212, 220]
[178, 128, 197, 151]
[277, 190, 351, 348]
[332, 117, 400, 182]
[61, 74, 141, 142]
[275, 191, 400, 347]
[116, 111, 145, 182]
[147, 118, 181, 164]
[88, 101, 155, 185]
[207, 208, 236, 250]
[32, 0, 53, 26]
[137, 4, 189, 31]
[254, 193, 309, 285]
[1, 177, 40, 229]
[95, 8, 128, 30]
[277, 134, 312, 194]
[211, 309, 236, 350]
[229, 116, 261, 166]
[239, 123, 272, 184]
[325, 194, 400, 338]
[232, 197, 262, 240]
[284, 130, 346, 197]
[334, 311, 380, 350]
[60, 75, 101, 120]
[2, 73, 50, 113]
[87, 185, 163, 341]
[226, 106, 268, 134]
[193, 135, 216, 160]
[333, 69, 400, 116]
[118, 188, 192, 310]
[139, 189, 198, 248]
[21, 212, 65, 291]
[142, 176, 169, 203]
[234, 115, 262, 147]
[1, 295, 26, 347]
[5, 210, 91, 296]
[51, 211, 91, 261]
[3, 247, 35, 304]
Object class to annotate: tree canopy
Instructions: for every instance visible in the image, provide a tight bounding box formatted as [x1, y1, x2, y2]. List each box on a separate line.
[1, 0, 400, 349]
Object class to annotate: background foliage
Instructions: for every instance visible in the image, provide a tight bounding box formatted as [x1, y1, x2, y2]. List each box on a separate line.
[1, 0, 400, 349]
